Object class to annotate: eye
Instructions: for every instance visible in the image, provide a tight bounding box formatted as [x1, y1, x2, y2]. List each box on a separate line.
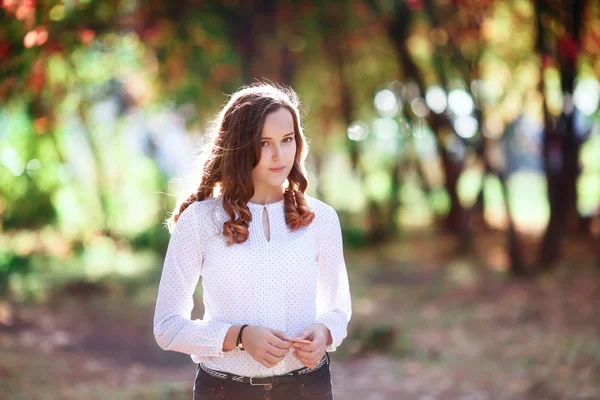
[283, 137, 294, 143]
[261, 141, 269, 147]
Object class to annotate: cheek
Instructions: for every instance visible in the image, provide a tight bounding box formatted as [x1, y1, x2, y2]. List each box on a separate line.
[257, 148, 271, 167]
[286, 143, 297, 160]
[252, 153, 266, 176]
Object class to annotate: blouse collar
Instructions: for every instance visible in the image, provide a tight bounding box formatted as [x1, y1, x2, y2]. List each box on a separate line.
[246, 198, 285, 211]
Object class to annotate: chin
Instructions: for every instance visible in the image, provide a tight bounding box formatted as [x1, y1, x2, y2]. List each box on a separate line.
[267, 177, 288, 187]
[254, 169, 292, 189]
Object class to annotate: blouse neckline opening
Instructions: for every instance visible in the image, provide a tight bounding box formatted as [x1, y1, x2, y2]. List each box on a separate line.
[247, 198, 285, 208]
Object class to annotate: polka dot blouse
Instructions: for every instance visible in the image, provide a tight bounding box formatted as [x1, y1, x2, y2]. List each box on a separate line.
[153, 195, 352, 377]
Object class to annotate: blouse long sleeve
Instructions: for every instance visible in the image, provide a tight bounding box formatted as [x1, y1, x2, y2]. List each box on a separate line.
[153, 203, 232, 358]
[315, 207, 352, 352]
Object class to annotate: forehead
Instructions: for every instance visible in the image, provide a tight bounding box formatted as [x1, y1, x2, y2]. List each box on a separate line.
[262, 108, 294, 137]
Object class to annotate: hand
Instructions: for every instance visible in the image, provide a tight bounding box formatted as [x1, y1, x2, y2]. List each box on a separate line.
[242, 326, 295, 368]
[292, 323, 331, 369]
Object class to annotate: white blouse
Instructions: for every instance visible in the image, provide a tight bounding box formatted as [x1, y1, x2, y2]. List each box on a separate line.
[153, 195, 352, 377]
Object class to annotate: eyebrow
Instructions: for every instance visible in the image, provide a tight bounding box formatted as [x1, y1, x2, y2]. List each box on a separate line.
[261, 132, 295, 140]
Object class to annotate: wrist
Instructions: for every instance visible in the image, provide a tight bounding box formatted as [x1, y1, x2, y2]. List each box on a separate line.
[316, 323, 332, 345]
[223, 324, 244, 352]
[236, 324, 250, 351]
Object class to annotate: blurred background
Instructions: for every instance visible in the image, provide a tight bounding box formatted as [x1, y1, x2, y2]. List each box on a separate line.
[1, 0, 600, 399]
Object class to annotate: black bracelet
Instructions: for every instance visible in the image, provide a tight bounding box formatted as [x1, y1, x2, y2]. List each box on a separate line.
[236, 325, 249, 351]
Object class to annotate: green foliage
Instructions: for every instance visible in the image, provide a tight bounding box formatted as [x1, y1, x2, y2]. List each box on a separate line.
[341, 226, 370, 249]
[1, 0, 599, 295]
[0, 253, 32, 297]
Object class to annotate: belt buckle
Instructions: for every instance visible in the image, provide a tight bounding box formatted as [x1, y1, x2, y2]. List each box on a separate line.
[250, 377, 272, 387]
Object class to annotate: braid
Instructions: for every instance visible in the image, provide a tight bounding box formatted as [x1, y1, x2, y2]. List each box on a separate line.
[284, 187, 315, 231]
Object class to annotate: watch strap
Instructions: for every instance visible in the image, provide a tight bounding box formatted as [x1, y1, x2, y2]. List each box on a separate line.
[236, 324, 249, 351]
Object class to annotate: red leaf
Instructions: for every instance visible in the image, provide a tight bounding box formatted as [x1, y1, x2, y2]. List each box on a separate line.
[0, 41, 10, 58]
[557, 34, 579, 62]
[407, 0, 424, 11]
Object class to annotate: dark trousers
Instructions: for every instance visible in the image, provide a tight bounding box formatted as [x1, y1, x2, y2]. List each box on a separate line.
[193, 354, 334, 400]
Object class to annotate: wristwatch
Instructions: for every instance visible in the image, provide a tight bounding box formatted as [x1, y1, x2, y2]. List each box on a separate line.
[236, 325, 249, 351]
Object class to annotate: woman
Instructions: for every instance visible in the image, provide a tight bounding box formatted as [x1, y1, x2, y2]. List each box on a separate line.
[153, 83, 352, 400]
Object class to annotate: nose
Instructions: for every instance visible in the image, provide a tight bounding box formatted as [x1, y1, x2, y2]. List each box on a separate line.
[272, 144, 283, 161]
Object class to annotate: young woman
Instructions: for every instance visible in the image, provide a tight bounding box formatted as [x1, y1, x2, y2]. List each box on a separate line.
[153, 83, 352, 400]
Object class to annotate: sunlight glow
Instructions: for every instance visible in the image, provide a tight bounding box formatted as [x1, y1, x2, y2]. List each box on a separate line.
[425, 86, 447, 114]
[448, 89, 474, 116]
[374, 89, 399, 117]
[411, 97, 429, 118]
[373, 118, 399, 139]
[26, 159, 41, 177]
[1, 147, 25, 176]
[573, 78, 600, 116]
[454, 115, 479, 138]
[347, 121, 369, 141]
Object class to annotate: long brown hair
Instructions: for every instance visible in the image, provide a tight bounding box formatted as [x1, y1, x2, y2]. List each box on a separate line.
[168, 83, 315, 245]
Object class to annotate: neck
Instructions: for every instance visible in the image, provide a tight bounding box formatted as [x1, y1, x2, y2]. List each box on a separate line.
[249, 186, 284, 205]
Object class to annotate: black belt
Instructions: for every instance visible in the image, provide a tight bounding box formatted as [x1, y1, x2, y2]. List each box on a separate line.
[197, 353, 329, 386]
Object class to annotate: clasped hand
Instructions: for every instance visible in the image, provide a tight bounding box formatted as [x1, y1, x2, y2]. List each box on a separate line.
[243, 323, 329, 369]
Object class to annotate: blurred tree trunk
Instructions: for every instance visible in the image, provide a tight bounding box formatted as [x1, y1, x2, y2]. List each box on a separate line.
[596, 216, 600, 269]
[325, 36, 359, 172]
[311, 150, 325, 200]
[280, 45, 296, 86]
[231, 17, 257, 83]
[277, 2, 299, 85]
[425, 0, 491, 251]
[320, 3, 390, 243]
[387, 1, 468, 240]
[228, 0, 277, 82]
[536, 0, 586, 270]
[386, 158, 403, 237]
[498, 173, 528, 276]
[472, 168, 489, 232]
[596, 221, 600, 269]
[78, 104, 111, 235]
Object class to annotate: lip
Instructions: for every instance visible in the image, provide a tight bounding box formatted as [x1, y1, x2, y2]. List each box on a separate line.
[269, 166, 286, 173]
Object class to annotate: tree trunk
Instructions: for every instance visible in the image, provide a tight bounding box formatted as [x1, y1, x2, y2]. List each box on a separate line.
[230, 0, 276, 82]
[78, 104, 111, 235]
[321, 4, 390, 242]
[387, 3, 466, 236]
[536, 0, 586, 270]
[498, 173, 528, 276]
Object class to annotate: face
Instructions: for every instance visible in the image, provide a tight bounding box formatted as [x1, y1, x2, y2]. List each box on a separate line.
[251, 107, 297, 193]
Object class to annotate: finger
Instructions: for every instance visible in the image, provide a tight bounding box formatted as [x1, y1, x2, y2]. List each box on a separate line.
[260, 356, 276, 368]
[293, 342, 315, 352]
[292, 346, 308, 357]
[305, 356, 318, 368]
[294, 347, 312, 357]
[294, 352, 316, 367]
[296, 329, 315, 340]
[292, 338, 312, 345]
[292, 342, 308, 351]
[293, 353, 310, 367]
[269, 335, 293, 349]
[293, 350, 308, 361]
[298, 349, 322, 363]
[267, 346, 289, 358]
[263, 352, 281, 366]
[295, 351, 320, 367]
[267, 351, 286, 362]
[270, 329, 296, 342]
